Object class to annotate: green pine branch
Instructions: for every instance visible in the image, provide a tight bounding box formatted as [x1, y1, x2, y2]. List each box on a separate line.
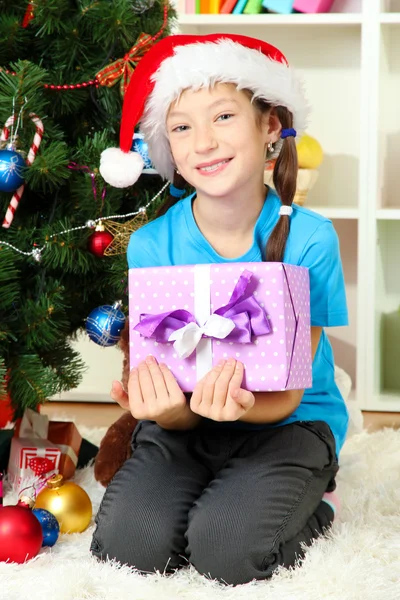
[0, 246, 20, 310]
[0, 0, 176, 415]
[7, 351, 84, 417]
[26, 141, 70, 192]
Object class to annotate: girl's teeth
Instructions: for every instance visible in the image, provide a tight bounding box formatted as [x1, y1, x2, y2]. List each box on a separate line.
[200, 160, 228, 172]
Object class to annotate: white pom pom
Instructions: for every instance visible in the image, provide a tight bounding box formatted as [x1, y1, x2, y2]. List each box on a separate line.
[99, 147, 144, 188]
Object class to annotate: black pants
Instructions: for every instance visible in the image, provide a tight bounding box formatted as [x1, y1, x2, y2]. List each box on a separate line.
[91, 419, 338, 585]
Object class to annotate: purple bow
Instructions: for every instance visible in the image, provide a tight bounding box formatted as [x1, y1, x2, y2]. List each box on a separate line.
[133, 269, 271, 349]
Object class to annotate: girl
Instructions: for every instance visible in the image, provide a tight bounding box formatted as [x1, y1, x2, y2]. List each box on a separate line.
[91, 33, 349, 585]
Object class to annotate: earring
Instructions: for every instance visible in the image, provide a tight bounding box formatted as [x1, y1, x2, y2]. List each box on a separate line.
[267, 142, 274, 153]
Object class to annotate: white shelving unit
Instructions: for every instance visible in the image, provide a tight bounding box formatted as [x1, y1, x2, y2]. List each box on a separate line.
[55, 0, 400, 411]
[171, 0, 400, 413]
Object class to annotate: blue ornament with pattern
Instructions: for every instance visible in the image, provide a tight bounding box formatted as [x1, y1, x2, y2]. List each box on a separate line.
[32, 508, 60, 547]
[86, 301, 126, 347]
[0, 148, 25, 192]
[131, 133, 153, 169]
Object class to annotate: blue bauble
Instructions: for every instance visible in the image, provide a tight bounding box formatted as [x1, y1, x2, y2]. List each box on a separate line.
[131, 133, 153, 169]
[86, 302, 126, 347]
[0, 149, 25, 192]
[32, 508, 60, 547]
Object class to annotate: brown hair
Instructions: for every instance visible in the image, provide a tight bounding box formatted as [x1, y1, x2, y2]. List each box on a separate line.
[156, 91, 298, 263]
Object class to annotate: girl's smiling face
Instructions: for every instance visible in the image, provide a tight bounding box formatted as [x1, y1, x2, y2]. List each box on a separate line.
[166, 83, 279, 200]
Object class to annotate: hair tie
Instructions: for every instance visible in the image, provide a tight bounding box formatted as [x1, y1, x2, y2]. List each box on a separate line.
[169, 183, 186, 198]
[281, 128, 297, 139]
[279, 205, 293, 217]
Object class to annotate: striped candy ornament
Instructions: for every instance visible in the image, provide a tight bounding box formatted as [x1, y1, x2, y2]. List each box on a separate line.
[1, 112, 44, 229]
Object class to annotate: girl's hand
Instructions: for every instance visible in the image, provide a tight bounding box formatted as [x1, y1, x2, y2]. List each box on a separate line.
[126, 355, 187, 424]
[190, 359, 255, 422]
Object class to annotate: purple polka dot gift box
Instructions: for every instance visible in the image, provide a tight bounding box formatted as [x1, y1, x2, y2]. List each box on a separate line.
[128, 263, 312, 392]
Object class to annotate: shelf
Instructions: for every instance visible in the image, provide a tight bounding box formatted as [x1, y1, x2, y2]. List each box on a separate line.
[380, 13, 400, 23]
[177, 14, 363, 27]
[376, 209, 400, 219]
[306, 206, 359, 219]
[372, 392, 400, 412]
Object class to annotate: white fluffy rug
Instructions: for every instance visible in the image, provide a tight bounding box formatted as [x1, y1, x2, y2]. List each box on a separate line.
[1, 425, 400, 600]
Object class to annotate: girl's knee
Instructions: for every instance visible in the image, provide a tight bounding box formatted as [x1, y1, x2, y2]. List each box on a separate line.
[186, 511, 260, 585]
[91, 509, 183, 574]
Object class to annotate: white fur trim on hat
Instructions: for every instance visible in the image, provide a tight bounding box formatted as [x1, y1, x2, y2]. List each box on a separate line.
[99, 147, 144, 188]
[140, 39, 309, 181]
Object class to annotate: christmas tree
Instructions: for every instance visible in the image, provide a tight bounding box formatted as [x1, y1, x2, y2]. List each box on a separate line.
[0, 0, 176, 418]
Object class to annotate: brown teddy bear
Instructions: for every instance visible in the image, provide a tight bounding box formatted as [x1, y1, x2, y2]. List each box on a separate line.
[94, 320, 137, 487]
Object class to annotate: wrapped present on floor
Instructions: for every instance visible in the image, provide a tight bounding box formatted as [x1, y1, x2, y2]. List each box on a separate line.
[9, 409, 82, 487]
[129, 263, 312, 392]
[48, 421, 82, 480]
[8, 409, 61, 488]
[8, 436, 61, 488]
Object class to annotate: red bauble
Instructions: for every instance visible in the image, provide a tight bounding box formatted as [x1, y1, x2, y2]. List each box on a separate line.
[0, 498, 43, 563]
[88, 230, 113, 257]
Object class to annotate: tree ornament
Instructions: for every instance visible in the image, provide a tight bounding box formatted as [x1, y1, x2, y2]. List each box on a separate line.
[87, 221, 113, 257]
[32, 508, 60, 547]
[131, 0, 156, 14]
[31, 247, 43, 262]
[22, 1, 36, 27]
[86, 301, 126, 347]
[95, 33, 156, 96]
[0, 147, 25, 192]
[0, 496, 43, 563]
[131, 132, 153, 170]
[34, 474, 92, 534]
[1, 113, 44, 229]
[103, 210, 148, 256]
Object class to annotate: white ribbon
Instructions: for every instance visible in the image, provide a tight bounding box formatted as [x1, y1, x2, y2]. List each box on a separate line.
[57, 443, 79, 467]
[166, 264, 235, 381]
[168, 313, 235, 359]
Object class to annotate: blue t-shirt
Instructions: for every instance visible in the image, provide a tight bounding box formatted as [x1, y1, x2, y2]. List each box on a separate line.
[127, 188, 349, 455]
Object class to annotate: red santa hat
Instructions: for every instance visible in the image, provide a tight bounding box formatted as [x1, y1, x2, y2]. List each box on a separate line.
[99, 33, 309, 188]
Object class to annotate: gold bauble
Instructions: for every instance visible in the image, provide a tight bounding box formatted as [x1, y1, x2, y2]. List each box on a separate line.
[35, 474, 92, 534]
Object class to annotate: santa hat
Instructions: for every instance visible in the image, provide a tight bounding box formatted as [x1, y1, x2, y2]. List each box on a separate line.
[99, 33, 309, 188]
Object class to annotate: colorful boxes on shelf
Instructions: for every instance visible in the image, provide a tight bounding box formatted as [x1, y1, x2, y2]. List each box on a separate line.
[262, 0, 294, 13]
[129, 262, 312, 393]
[293, 0, 335, 12]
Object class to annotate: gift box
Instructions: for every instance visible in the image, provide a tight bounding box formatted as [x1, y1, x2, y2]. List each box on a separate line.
[262, 0, 294, 13]
[129, 262, 312, 392]
[8, 436, 61, 487]
[8, 409, 82, 486]
[48, 421, 82, 480]
[293, 0, 335, 13]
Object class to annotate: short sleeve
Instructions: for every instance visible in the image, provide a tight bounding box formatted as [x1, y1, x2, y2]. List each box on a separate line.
[299, 221, 348, 327]
[127, 230, 156, 269]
